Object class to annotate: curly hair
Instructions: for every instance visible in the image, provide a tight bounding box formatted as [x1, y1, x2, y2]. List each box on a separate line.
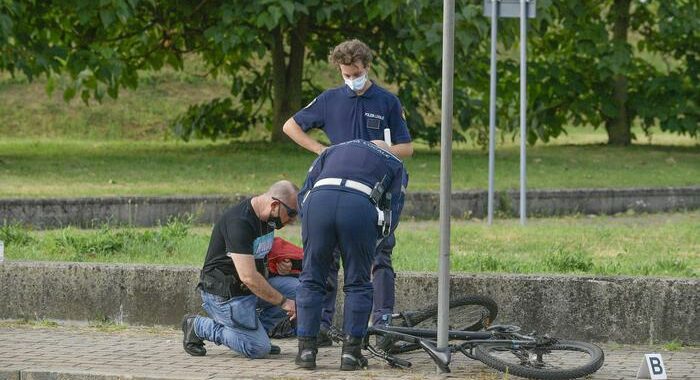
[328, 39, 373, 68]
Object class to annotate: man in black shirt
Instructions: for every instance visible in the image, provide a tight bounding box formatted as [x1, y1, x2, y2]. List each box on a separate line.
[182, 180, 299, 359]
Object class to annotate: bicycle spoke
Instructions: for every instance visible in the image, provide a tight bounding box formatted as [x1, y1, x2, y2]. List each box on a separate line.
[474, 340, 604, 379]
[495, 346, 593, 368]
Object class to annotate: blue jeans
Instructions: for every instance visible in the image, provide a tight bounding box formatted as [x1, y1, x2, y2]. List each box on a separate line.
[194, 275, 299, 358]
[194, 291, 271, 358]
[257, 275, 299, 333]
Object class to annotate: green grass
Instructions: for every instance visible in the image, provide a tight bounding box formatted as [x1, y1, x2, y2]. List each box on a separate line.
[390, 213, 699, 277]
[0, 64, 231, 141]
[0, 319, 174, 335]
[0, 54, 698, 198]
[0, 137, 698, 198]
[5, 212, 698, 278]
[0, 55, 339, 142]
[0, 319, 61, 329]
[662, 339, 684, 351]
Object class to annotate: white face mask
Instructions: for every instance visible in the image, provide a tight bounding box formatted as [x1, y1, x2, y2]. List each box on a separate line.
[344, 73, 367, 92]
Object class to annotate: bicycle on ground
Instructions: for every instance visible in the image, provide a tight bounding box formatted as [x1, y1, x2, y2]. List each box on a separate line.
[327, 295, 604, 380]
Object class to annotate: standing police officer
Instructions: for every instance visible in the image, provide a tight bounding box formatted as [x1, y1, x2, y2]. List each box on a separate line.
[283, 39, 413, 342]
[294, 140, 406, 371]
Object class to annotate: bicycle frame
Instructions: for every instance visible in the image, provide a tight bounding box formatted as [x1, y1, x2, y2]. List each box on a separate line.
[366, 325, 556, 373]
[327, 306, 603, 379]
[373, 325, 491, 340]
[324, 297, 602, 379]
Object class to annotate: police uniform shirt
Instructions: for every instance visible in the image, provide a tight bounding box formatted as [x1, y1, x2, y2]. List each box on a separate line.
[199, 198, 274, 297]
[299, 140, 406, 234]
[293, 82, 412, 145]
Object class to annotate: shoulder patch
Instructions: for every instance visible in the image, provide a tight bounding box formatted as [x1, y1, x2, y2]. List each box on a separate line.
[304, 97, 317, 109]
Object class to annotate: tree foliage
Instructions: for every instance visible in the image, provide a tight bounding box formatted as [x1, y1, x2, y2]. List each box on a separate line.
[520, 0, 700, 145]
[1, 0, 697, 145]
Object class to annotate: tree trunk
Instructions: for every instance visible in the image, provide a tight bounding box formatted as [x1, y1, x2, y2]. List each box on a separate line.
[270, 17, 309, 143]
[605, 0, 632, 146]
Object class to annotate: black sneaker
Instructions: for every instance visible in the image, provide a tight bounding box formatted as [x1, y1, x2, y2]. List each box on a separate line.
[295, 337, 318, 369]
[316, 327, 333, 347]
[269, 344, 281, 355]
[340, 336, 368, 371]
[181, 314, 206, 356]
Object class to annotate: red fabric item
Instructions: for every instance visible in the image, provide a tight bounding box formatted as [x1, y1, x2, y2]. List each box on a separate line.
[267, 237, 304, 275]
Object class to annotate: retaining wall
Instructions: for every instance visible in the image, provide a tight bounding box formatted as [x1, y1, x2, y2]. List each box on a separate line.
[1, 187, 699, 228]
[1, 261, 697, 344]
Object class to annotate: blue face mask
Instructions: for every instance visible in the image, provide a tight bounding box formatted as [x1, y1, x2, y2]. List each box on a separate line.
[345, 73, 367, 92]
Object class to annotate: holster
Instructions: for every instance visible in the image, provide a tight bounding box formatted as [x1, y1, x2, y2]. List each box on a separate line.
[198, 268, 233, 299]
[376, 193, 392, 238]
[381, 210, 391, 237]
[370, 176, 393, 238]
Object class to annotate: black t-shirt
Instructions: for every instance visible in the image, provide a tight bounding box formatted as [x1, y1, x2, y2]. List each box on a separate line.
[199, 198, 274, 297]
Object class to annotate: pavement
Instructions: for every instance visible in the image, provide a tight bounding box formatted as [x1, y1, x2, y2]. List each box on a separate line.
[0, 322, 697, 380]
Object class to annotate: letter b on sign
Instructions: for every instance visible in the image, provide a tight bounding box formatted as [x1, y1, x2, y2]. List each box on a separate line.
[649, 357, 663, 375]
[637, 353, 666, 379]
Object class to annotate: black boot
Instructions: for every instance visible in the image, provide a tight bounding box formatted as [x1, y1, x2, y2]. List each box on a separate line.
[181, 314, 206, 356]
[340, 336, 368, 371]
[295, 337, 318, 369]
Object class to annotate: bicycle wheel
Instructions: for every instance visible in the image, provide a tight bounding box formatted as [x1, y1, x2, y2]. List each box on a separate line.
[384, 295, 498, 354]
[473, 340, 604, 380]
[404, 295, 498, 331]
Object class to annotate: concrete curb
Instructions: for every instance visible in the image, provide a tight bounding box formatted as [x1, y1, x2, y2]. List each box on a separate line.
[1, 261, 697, 345]
[1, 186, 699, 228]
[0, 369, 194, 380]
[0, 370, 18, 380]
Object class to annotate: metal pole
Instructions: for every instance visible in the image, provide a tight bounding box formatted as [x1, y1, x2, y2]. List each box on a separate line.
[487, 0, 498, 225]
[437, 0, 454, 365]
[519, 0, 527, 225]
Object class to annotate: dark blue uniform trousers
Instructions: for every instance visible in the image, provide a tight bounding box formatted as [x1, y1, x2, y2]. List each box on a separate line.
[320, 235, 395, 329]
[296, 189, 378, 338]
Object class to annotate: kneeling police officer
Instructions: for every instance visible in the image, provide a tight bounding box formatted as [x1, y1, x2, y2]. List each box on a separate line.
[295, 139, 406, 370]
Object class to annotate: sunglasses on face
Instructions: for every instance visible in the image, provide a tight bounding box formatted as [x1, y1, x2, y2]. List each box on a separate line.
[272, 197, 298, 218]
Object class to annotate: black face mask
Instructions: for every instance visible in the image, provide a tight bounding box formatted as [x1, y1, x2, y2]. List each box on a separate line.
[267, 208, 284, 230]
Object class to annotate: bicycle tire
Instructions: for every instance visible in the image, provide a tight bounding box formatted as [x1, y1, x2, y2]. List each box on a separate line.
[473, 340, 604, 380]
[403, 295, 498, 331]
[385, 295, 498, 354]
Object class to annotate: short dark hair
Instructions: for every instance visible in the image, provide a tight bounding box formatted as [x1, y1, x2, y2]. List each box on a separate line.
[329, 39, 373, 68]
[266, 180, 299, 206]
